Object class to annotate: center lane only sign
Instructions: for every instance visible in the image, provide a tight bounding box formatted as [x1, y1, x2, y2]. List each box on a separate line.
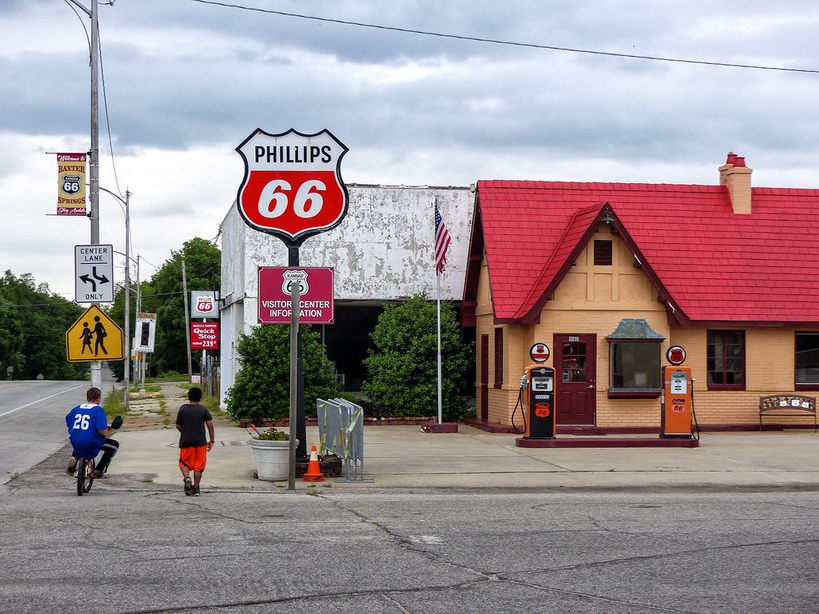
[258, 267, 334, 324]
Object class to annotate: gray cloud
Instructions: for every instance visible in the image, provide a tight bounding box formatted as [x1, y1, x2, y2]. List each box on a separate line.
[2, 0, 819, 293]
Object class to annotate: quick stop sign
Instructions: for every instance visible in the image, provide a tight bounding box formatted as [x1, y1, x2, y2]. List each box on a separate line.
[191, 321, 219, 350]
[235, 128, 349, 245]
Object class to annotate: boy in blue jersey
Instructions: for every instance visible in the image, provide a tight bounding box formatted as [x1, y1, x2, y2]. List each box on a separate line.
[65, 387, 120, 478]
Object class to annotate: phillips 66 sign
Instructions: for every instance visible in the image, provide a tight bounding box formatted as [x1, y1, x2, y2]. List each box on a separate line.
[235, 128, 349, 246]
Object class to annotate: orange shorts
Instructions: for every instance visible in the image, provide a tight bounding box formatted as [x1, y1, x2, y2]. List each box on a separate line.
[179, 446, 208, 473]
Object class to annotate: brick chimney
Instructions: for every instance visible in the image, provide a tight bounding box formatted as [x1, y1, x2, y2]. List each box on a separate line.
[718, 152, 752, 214]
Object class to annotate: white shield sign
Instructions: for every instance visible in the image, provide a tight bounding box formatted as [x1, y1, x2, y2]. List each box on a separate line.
[235, 128, 349, 246]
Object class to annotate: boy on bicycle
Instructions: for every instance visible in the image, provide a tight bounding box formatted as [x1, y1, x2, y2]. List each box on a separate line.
[66, 387, 120, 479]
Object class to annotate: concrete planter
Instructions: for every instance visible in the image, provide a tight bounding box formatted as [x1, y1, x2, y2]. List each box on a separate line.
[249, 439, 296, 481]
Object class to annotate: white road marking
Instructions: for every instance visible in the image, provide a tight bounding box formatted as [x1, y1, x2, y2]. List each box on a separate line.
[0, 384, 84, 418]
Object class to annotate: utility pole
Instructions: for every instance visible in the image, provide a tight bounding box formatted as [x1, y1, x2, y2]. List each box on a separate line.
[102, 187, 131, 410]
[121, 189, 131, 411]
[135, 255, 145, 394]
[89, 0, 101, 389]
[181, 255, 193, 383]
[69, 0, 102, 389]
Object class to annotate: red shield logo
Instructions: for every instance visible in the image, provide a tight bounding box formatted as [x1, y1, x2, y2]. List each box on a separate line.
[236, 129, 349, 245]
[196, 297, 214, 313]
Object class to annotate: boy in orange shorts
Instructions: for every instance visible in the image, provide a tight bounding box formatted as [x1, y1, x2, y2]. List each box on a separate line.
[175, 387, 214, 496]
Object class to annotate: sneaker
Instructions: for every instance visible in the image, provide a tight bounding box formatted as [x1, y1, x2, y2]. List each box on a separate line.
[66, 457, 77, 476]
[192, 486, 200, 497]
[184, 478, 193, 496]
[91, 470, 104, 479]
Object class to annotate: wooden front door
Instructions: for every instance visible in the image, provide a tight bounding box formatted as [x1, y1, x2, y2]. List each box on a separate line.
[480, 334, 489, 421]
[554, 334, 596, 425]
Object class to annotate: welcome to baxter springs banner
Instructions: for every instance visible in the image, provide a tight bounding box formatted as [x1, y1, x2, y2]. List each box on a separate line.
[57, 152, 86, 216]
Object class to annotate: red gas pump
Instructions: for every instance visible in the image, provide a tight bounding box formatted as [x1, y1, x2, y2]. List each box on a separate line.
[661, 345, 695, 439]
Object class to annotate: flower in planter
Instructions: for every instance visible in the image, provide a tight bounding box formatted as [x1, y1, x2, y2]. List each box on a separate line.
[248, 425, 290, 441]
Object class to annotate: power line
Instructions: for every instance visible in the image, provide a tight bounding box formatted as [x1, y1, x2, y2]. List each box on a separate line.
[98, 36, 124, 198]
[187, 0, 819, 75]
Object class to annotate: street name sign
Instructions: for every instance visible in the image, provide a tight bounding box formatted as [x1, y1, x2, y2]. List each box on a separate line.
[75, 244, 114, 303]
[66, 304, 123, 362]
[258, 267, 334, 324]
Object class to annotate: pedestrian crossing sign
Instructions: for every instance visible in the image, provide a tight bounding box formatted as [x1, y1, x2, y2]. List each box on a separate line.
[66, 304, 124, 362]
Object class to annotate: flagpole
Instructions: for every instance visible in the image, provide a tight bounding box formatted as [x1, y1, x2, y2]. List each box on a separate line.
[436, 268, 443, 424]
[433, 196, 450, 426]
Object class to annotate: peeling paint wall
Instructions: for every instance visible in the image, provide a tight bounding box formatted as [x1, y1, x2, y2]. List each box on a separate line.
[219, 184, 475, 408]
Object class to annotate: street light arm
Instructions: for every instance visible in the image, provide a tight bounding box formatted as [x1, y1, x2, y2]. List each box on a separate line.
[99, 184, 132, 411]
[65, 0, 92, 17]
[99, 185, 128, 206]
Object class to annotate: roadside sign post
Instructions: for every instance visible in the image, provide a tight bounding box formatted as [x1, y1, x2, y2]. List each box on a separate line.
[191, 291, 219, 384]
[75, 244, 114, 303]
[236, 128, 349, 470]
[66, 305, 124, 362]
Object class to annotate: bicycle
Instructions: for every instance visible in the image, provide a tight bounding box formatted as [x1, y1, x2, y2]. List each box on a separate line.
[74, 415, 123, 497]
[75, 456, 96, 496]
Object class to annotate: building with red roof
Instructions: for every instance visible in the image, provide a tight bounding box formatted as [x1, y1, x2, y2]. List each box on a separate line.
[463, 154, 819, 432]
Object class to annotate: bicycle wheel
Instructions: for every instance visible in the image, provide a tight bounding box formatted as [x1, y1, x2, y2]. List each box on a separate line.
[76, 458, 95, 496]
[83, 459, 95, 493]
[76, 458, 87, 496]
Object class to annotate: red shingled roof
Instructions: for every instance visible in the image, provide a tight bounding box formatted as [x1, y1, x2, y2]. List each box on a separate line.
[471, 178, 819, 325]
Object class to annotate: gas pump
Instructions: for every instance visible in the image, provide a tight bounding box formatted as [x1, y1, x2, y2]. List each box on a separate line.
[661, 345, 695, 439]
[514, 343, 556, 439]
[521, 365, 556, 438]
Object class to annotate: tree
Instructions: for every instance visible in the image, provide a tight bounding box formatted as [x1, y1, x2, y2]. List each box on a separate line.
[142, 238, 220, 376]
[363, 295, 473, 421]
[0, 271, 87, 380]
[226, 324, 338, 420]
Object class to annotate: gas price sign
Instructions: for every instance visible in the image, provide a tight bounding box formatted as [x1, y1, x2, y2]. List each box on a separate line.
[191, 321, 219, 350]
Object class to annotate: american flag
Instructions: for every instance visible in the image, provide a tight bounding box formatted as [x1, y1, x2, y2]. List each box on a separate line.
[434, 201, 451, 275]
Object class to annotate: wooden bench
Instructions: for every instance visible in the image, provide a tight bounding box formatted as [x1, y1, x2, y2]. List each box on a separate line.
[759, 395, 817, 432]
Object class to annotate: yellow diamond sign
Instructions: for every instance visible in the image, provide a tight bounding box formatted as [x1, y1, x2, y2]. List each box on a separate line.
[66, 305, 124, 362]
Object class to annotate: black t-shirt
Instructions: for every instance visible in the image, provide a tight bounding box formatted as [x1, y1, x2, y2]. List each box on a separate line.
[176, 403, 213, 448]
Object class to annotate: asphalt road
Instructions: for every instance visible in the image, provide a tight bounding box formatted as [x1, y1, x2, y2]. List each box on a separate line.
[3, 452, 819, 614]
[0, 380, 87, 490]
[3, 380, 819, 613]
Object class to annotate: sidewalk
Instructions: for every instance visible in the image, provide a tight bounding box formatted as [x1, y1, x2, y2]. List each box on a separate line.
[101, 383, 819, 493]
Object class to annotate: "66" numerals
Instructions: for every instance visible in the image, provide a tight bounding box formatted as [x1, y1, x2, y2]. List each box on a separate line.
[258, 180, 325, 219]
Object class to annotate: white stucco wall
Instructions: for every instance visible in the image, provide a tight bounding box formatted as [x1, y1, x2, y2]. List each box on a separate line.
[218, 184, 475, 407]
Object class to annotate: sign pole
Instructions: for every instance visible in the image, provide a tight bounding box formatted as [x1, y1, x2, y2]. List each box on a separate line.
[202, 318, 207, 386]
[287, 264, 300, 490]
[289, 246, 307, 462]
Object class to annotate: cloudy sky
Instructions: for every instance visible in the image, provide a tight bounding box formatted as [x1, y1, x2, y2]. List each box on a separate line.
[2, 0, 819, 297]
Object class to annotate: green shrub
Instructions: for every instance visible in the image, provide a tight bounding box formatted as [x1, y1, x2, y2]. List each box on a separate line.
[363, 295, 473, 421]
[226, 325, 338, 420]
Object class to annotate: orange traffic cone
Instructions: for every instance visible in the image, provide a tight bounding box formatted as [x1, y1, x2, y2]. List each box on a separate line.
[303, 445, 324, 482]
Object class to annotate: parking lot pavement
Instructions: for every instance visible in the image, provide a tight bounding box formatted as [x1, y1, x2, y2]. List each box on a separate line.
[103, 418, 819, 492]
